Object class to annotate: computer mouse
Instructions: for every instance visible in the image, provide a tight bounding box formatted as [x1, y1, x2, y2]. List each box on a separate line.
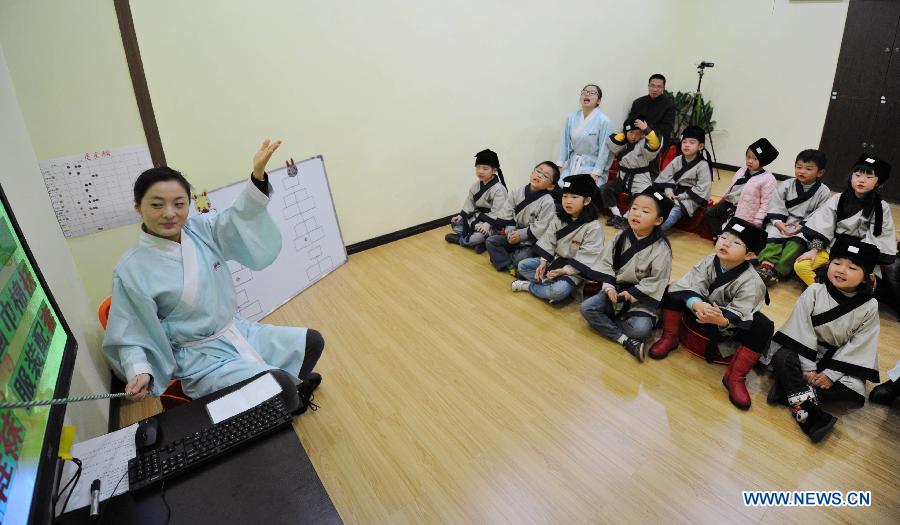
[135, 418, 161, 452]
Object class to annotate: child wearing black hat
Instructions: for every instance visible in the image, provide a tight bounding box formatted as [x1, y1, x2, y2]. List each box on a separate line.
[767, 236, 882, 442]
[446, 149, 509, 253]
[705, 138, 779, 238]
[654, 125, 712, 232]
[580, 188, 673, 361]
[486, 162, 560, 273]
[794, 153, 896, 286]
[649, 217, 774, 409]
[512, 174, 605, 303]
[598, 116, 662, 229]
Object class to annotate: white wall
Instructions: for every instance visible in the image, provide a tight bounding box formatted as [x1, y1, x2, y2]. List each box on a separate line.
[0, 45, 109, 439]
[129, 0, 683, 243]
[667, 0, 849, 176]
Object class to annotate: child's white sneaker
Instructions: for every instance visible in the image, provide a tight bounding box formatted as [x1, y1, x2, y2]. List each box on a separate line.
[511, 280, 531, 292]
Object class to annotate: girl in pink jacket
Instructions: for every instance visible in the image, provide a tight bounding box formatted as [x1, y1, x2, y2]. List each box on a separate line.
[705, 138, 779, 238]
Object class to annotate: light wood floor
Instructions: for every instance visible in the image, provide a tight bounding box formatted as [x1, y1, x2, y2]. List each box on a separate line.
[120, 173, 900, 524]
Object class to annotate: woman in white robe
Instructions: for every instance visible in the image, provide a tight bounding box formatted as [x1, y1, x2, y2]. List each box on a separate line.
[102, 140, 323, 411]
[557, 84, 613, 185]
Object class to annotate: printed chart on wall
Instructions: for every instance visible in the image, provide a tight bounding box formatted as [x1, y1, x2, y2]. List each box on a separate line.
[193, 156, 346, 321]
[39, 144, 153, 238]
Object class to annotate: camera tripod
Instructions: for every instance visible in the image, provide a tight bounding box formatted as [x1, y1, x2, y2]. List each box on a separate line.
[679, 62, 720, 179]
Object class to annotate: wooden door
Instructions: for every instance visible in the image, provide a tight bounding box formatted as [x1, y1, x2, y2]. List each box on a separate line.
[820, 0, 900, 198]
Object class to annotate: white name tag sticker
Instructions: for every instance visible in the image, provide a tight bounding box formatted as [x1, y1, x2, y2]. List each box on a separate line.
[653, 192, 663, 200]
[848, 245, 860, 253]
[563, 181, 571, 188]
[866, 157, 875, 164]
[732, 223, 745, 232]
[756, 147, 763, 154]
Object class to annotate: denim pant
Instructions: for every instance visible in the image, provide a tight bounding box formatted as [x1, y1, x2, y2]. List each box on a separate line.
[452, 222, 486, 247]
[486, 235, 534, 271]
[580, 291, 655, 342]
[517, 257, 576, 302]
[660, 203, 684, 232]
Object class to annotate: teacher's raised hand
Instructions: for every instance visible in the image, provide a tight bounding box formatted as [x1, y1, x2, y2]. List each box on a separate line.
[253, 138, 283, 180]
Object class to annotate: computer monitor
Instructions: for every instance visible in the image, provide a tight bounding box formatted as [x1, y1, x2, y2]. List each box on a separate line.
[0, 183, 78, 525]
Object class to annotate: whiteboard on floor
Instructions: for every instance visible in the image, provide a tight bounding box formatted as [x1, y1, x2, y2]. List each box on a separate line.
[194, 155, 346, 321]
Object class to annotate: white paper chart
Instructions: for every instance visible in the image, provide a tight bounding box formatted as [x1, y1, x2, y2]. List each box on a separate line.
[192, 156, 347, 321]
[39, 144, 152, 238]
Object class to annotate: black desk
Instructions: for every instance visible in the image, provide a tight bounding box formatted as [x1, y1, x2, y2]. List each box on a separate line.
[58, 373, 342, 525]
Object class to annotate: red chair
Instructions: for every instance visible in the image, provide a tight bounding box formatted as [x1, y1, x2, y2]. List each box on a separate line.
[674, 201, 715, 240]
[678, 315, 730, 365]
[99, 296, 192, 410]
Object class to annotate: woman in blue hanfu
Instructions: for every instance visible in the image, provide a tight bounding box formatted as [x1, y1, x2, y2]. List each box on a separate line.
[103, 139, 323, 413]
[557, 83, 613, 186]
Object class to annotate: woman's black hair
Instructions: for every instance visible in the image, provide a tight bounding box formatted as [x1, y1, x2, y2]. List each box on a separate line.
[582, 84, 602, 101]
[133, 166, 191, 204]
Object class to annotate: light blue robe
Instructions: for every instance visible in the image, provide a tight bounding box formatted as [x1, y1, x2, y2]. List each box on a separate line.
[103, 181, 306, 398]
[557, 108, 613, 185]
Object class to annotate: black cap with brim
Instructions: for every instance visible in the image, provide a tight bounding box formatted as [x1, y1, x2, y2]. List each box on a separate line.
[748, 138, 779, 167]
[474, 149, 500, 168]
[681, 125, 705, 143]
[560, 174, 596, 198]
[635, 186, 674, 219]
[722, 217, 767, 254]
[851, 153, 891, 185]
[830, 234, 880, 275]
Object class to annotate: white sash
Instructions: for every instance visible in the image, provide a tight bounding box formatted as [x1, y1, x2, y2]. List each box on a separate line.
[178, 320, 266, 364]
[180, 233, 200, 306]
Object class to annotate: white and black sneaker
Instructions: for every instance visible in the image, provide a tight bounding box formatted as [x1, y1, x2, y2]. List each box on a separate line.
[511, 280, 531, 292]
[623, 338, 646, 362]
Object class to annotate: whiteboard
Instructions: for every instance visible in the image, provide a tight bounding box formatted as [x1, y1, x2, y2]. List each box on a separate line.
[39, 144, 152, 237]
[195, 156, 346, 321]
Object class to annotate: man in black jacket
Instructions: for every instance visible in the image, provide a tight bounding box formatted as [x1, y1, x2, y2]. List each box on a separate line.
[628, 73, 676, 146]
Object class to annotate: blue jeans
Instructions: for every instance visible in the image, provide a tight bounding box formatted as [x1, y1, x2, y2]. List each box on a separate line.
[580, 291, 655, 342]
[517, 257, 576, 302]
[452, 222, 486, 247]
[486, 235, 534, 271]
[661, 203, 684, 232]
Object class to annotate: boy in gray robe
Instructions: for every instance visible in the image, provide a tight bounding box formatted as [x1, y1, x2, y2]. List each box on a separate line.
[446, 149, 508, 253]
[512, 174, 605, 303]
[767, 236, 881, 442]
[654, 126, 712, 232]
[598, 116, 662, 229]
[649, 218, 773, 410]
[486, 161, 559, 273]
[581, 188, 673, 361]
[757, 149, 833, 285]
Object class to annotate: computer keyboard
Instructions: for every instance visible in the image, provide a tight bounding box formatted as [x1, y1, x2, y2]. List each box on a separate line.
[128, 395, 294, 491]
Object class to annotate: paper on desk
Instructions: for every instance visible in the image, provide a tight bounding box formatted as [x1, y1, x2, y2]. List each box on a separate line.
[205, 373, 282, 424]
[55, 423, 138, 516]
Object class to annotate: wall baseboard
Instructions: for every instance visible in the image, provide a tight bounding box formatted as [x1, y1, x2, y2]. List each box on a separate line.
[346, 216, 452, 255]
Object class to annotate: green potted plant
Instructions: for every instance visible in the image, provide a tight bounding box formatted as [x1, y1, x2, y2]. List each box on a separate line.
[667, 89, 716, 139]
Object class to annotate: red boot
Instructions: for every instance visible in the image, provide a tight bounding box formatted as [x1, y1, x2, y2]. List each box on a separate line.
[723, 345, 760, 409]
[649, 309, 683, 360]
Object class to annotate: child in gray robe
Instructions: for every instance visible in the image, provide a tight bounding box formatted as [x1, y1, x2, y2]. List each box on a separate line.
[795, 153, 896, 285]
[649, 218, 773, 410]
[598, 115, 662, 229]
[654, 126, 712, 232]
[767, 236, 881, 442]
[446, 149, 508, 253]
[486, 162, 559, 273]
[512, 174, 604, 303]
[581, 187, 673, 361]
